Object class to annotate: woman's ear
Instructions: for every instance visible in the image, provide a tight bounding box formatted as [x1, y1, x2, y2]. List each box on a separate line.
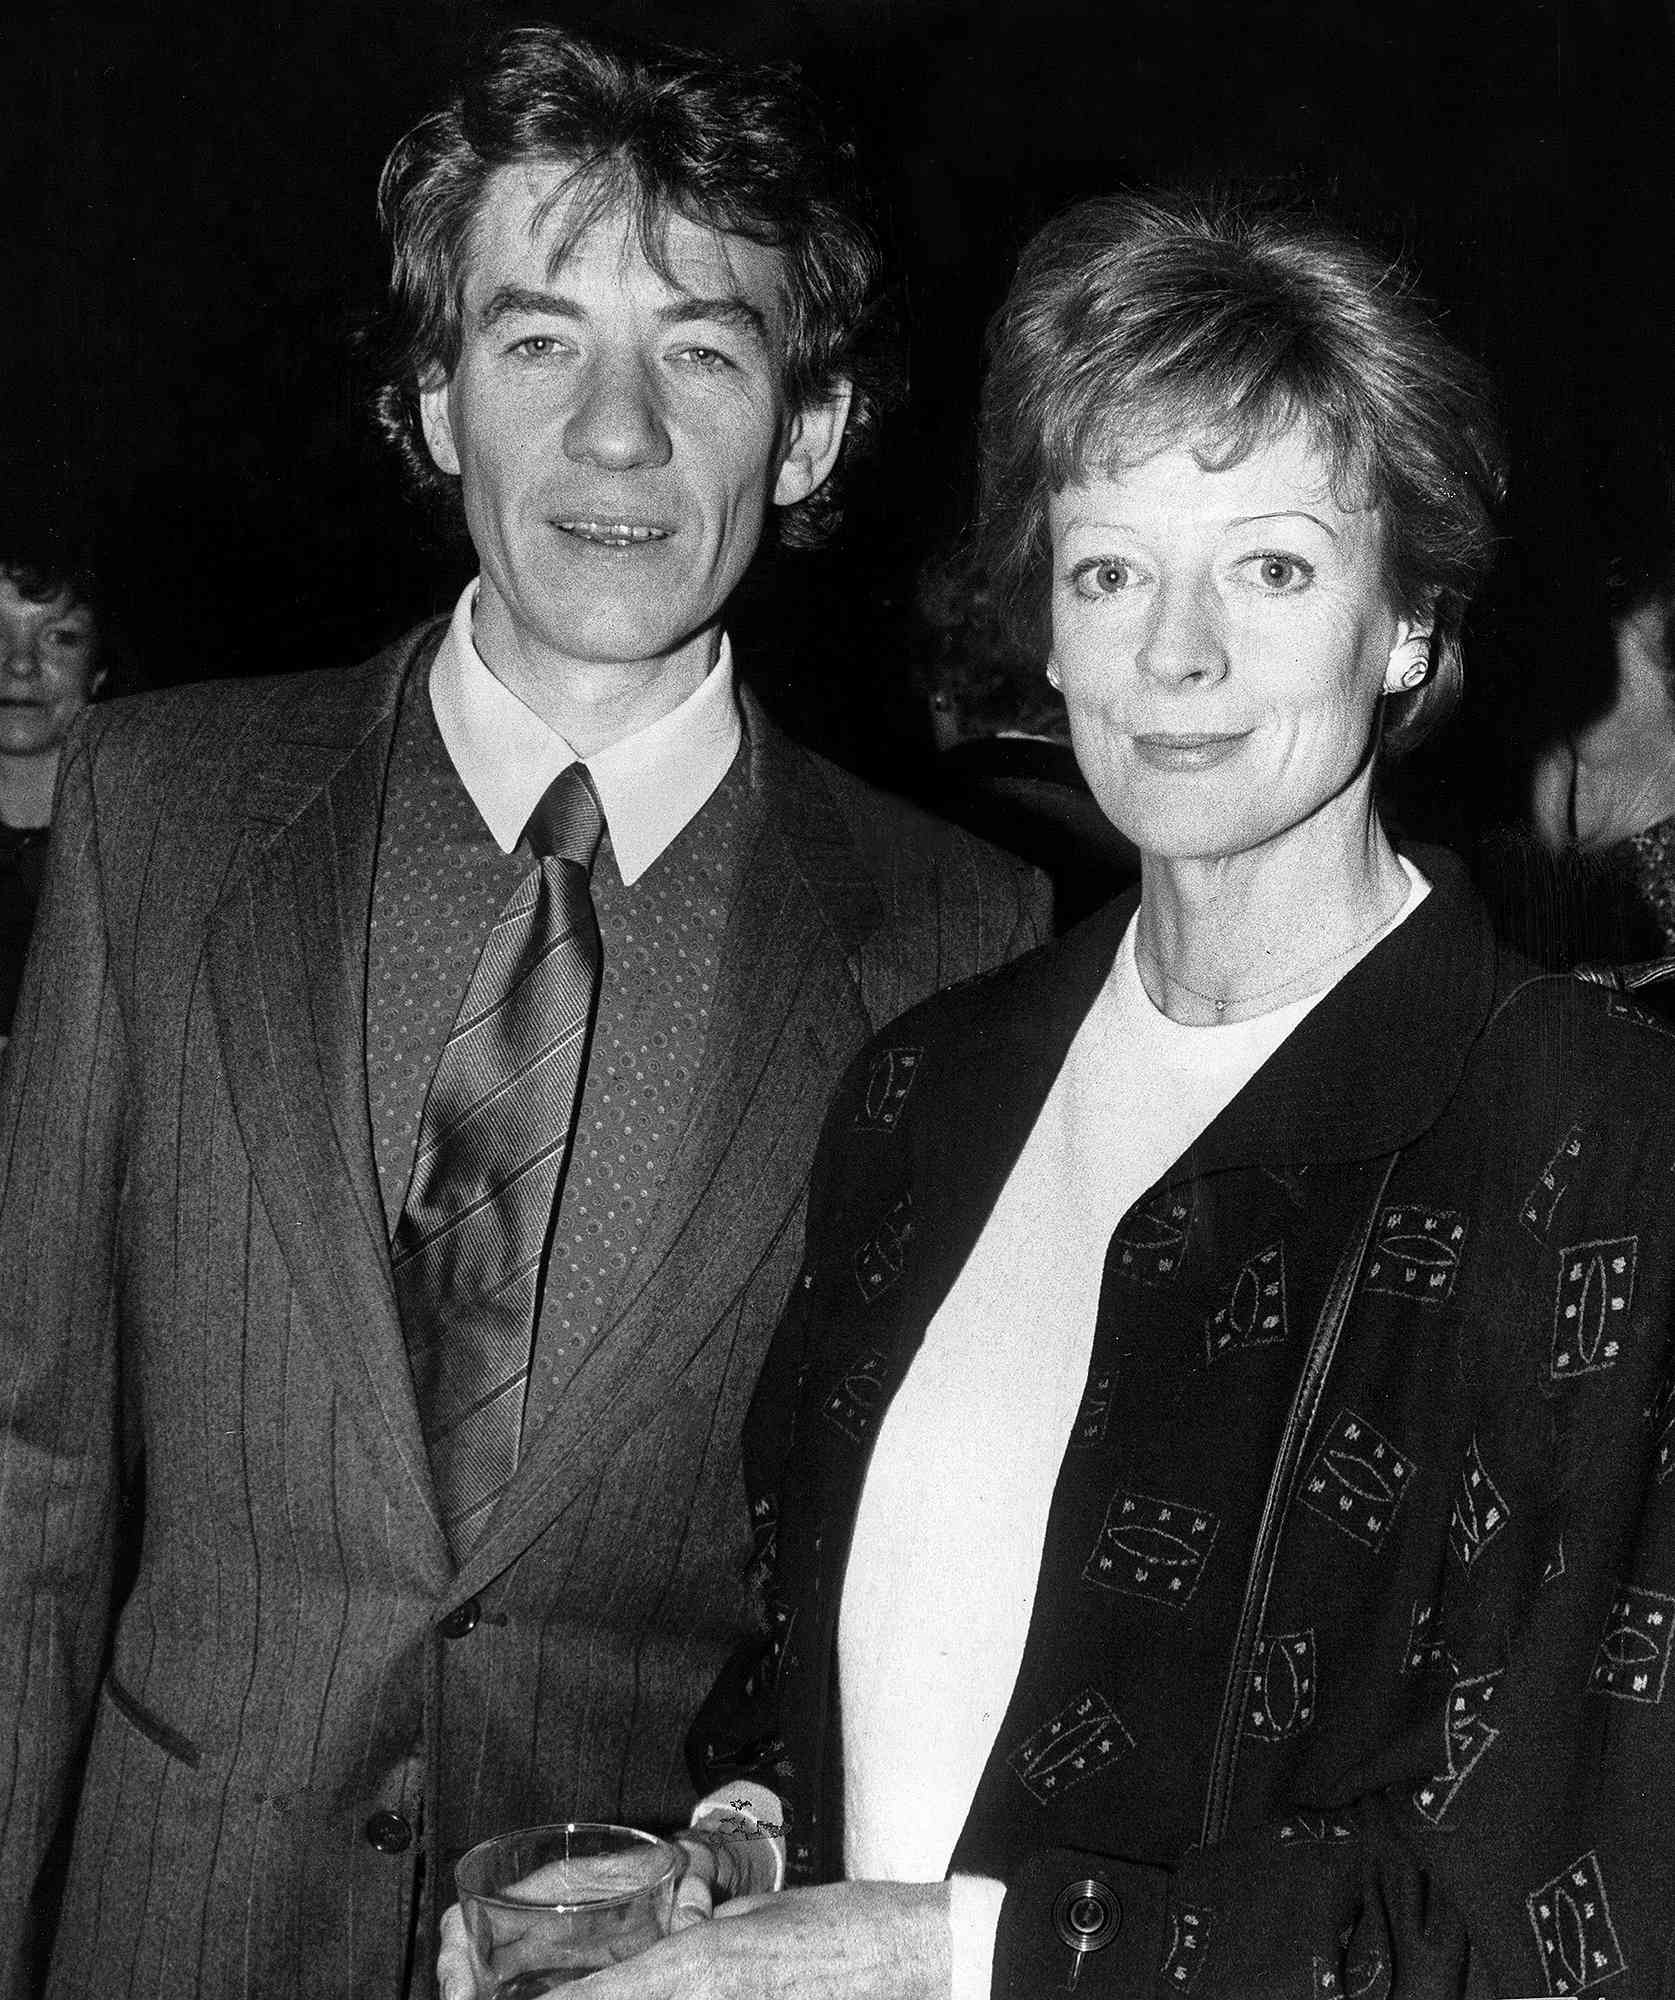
[1383, 620, 1436, 695]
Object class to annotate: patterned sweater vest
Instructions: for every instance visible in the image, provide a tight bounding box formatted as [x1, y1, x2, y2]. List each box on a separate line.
[366, 662, 755, 1446]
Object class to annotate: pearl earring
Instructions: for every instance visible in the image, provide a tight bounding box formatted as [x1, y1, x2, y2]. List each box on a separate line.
[1385, 644, 1431, 695]
[1046, 661, 1063, 691]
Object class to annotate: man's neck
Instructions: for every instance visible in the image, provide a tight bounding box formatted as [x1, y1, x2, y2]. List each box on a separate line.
[472, 608, 721, 758]
[0, 753, 58, 830]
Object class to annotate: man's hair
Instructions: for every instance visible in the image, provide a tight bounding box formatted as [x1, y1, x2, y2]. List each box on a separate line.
[369, 23, 893, 549]
[975, 188, 1508, 752]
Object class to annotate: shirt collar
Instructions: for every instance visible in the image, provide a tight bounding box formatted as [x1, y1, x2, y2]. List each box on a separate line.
[428, 580, 743, 885]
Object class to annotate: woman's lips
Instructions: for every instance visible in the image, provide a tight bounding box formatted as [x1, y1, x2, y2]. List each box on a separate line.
[1130, 730, 1251, 771]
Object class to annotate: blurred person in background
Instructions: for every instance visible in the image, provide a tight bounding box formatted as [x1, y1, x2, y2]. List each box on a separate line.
[1526, 551, 1675, 963]
[917, 556, 1137, 927]
[0, 527, 110, 1041]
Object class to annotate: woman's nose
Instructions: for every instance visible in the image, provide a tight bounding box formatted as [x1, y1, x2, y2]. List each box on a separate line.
[1136, 580, 1229, 687]
[562, 357, 674, 472]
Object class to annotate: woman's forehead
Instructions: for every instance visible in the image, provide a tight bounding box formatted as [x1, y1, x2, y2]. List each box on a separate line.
[1053, 427, 1374, 527]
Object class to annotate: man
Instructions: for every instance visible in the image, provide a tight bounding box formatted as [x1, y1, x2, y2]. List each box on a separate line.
[0, 27, 1046, 2000]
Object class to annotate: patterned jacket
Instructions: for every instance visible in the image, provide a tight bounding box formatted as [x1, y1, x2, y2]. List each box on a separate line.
[691, 848, 1675, 1998]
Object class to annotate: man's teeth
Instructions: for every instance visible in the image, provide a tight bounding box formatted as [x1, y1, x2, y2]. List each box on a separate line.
[556, 520, 669, 543]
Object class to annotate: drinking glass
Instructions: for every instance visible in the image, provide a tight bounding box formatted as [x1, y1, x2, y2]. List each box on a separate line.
[454, 1821, 681, 1996]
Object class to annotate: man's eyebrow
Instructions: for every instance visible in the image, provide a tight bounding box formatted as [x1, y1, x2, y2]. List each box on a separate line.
[473, 286, 772, 349]
[476, 286, 583, 331]
[654, 295, 771, 346]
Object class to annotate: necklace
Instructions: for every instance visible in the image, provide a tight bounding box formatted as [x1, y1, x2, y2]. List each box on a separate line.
[1137, 899, 1403, 1020]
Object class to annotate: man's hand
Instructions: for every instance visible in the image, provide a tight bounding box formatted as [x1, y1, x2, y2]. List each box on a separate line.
[554, 1880, 952, 2000]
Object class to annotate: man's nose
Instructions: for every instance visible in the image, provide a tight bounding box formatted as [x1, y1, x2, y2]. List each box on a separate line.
[562, 356, 674, 472]
[1135, 578, 1229, 687]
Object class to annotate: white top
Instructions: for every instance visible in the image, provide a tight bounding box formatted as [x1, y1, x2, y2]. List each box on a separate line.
[427, 580, 743, 880]
[838, 857, 1430, 1999]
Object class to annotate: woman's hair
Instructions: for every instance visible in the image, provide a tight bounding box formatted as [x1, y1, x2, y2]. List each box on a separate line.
[975, 189, 1508, 752]
[368, 22, 896, 549]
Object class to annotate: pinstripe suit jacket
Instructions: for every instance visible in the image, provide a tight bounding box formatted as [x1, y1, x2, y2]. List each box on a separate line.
[0, 622, 1047, 2000]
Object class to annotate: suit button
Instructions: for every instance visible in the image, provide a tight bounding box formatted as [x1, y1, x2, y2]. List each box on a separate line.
[439, 1598, 480, 1640]
[364, 1811, 412, 1854]
[1053, 1878, 1121, 1954]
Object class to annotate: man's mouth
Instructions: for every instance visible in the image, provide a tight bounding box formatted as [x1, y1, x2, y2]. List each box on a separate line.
[552, 519, 672, 547]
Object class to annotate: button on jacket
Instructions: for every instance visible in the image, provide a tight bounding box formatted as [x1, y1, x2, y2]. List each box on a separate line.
[693, 848, 1675, 1998]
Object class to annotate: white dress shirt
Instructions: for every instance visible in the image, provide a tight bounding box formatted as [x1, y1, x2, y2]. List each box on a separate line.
[428, 581, 742, 875]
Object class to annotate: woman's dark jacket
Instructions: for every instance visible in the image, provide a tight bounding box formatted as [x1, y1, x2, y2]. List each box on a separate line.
[690, 849, 1675, 1998]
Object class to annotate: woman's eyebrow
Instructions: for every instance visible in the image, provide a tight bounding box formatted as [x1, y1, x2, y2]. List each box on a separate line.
[1226, 510, 1340, 539]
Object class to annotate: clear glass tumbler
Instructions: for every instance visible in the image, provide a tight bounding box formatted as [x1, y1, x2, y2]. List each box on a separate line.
[454, 1821, 681, 1996]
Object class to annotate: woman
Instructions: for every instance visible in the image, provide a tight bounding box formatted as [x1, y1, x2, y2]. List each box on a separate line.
[0, 534, 108, 1041]
[442, 193, 1675, 1998]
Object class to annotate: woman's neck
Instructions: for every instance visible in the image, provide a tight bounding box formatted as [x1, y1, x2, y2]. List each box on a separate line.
[1134, 795, 1408, 1026]
[0, 752, 60, 831]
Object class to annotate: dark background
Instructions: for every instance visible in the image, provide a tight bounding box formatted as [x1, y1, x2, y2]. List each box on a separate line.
[8, 0, 1674, 831]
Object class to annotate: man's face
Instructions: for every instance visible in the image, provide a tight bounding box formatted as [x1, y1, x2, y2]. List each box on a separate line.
[421, 163, 849, 706]
[0, 571, 101, 762]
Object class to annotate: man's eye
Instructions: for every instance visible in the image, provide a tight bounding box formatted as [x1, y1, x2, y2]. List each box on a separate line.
[49, 628, 91, 649]
[1248, 554, 1313, 592]
[1071, 557, 1134, 598]
[509, 335, 562, 359]
[677, 346, 734, 372]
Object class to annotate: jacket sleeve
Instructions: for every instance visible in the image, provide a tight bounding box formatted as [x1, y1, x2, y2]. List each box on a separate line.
[989, 1225, 1675, 1998]
[0, 721, 130, 1998]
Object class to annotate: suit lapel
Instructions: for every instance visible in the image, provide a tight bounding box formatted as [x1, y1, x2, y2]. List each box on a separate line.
[206, 630, 452, 1580]
[464, 702, 879, 1587]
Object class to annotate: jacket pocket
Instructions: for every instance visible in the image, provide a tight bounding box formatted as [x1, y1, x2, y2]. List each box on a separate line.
[103, 1673, 202, 1768]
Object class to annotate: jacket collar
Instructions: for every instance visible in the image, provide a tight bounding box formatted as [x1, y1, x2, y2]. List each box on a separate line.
[1174, 843, 1500, 1176]
[940, 843, 1501, 1192]
[205, 621, 453, 1583]
[739, 684, 888, 963]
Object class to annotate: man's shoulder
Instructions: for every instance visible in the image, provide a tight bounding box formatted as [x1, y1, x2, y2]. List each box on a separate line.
[73, 621, 443, 795]
[778, 735, 1044, 898]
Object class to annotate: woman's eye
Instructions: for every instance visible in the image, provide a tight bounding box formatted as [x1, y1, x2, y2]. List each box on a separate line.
[510, 336, 561, 359]
[677, 346, 733, 372]
[1249, 554, 1313, 592]
[1072, 558, 1133, 598]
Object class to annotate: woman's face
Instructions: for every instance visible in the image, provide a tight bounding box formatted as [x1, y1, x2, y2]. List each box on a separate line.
[1047, 427, 1423, 865]
[0, 571, 102, 761]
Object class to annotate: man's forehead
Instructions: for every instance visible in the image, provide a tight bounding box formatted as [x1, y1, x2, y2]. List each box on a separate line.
[466, 159, 788, 313]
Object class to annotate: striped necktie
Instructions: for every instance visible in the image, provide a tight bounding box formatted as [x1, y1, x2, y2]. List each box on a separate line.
[394, 763, 604, 1556]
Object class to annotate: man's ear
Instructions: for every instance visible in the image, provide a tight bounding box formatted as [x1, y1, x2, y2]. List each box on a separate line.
[419, 376, 462, 477]
[772, 380, 853, 508]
